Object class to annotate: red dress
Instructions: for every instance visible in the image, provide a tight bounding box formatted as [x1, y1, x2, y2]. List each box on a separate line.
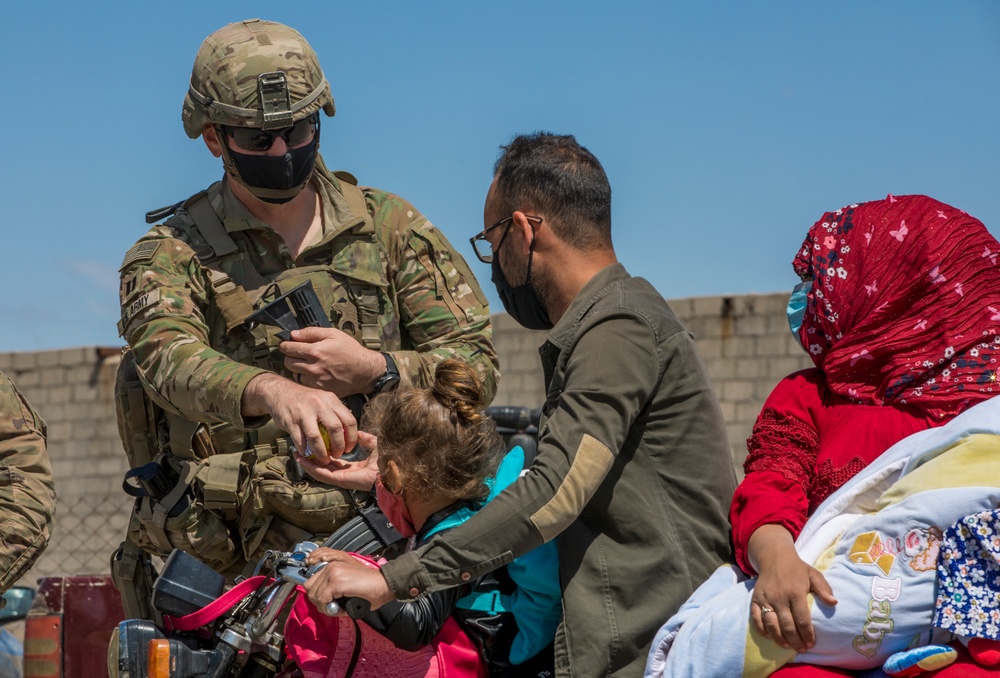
[730, 368, 937, 575]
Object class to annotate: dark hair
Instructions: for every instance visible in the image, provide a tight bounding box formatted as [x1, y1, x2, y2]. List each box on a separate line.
[362, 360, 503, 505]
[492, 132, 612, 251]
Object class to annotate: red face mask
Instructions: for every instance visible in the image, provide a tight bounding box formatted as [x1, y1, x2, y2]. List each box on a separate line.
[375, 474, 416, 538]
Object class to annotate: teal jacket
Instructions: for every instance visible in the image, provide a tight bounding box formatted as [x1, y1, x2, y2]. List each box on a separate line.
[427, 445, 561, 664]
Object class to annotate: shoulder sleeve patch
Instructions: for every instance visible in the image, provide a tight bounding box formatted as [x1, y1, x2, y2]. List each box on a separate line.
[120, 241, 161, 271]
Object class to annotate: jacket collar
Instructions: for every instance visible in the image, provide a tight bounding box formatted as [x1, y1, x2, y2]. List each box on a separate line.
[546, 262, 630, 350]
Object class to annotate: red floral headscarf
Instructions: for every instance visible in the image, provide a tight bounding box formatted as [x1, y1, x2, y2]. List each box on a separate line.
[793, 194, 1000, 418]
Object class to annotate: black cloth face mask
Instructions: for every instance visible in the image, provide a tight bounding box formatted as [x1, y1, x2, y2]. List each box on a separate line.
[227, 134, 319, 204]
[491, 247, 553, 331]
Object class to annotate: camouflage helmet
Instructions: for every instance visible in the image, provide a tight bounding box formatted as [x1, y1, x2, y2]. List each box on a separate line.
[182, 19, 336, 139]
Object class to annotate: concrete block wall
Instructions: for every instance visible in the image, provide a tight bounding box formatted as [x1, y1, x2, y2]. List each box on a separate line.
[0, 290, 808, 581]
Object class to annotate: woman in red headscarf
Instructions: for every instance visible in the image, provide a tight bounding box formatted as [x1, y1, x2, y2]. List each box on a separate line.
[730, 194, 1000, 676]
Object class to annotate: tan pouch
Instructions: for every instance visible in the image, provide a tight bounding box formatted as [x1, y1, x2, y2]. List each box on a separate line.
[247, 455, 361, 534]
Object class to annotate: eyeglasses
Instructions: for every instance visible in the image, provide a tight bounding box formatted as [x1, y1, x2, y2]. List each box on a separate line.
[469, 215, 543, 263]
[223, 114, 319, 152]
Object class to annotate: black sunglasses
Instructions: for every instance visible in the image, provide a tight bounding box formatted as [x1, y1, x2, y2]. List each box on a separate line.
[469, 215, 543, 264]
[223, 114, 319, 152]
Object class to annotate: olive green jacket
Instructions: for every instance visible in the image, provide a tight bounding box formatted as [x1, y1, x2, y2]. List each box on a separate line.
[381, 263, 736, 677]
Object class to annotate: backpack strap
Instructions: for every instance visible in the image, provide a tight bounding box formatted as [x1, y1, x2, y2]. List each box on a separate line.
[182, 192, 259, 334]
[333, 171, 382, 351]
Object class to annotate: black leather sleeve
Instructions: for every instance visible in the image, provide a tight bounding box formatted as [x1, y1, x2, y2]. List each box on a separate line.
[362, 584, 464, 651]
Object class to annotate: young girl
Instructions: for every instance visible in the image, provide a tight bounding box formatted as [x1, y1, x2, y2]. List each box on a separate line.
[288, 359, 560, 677]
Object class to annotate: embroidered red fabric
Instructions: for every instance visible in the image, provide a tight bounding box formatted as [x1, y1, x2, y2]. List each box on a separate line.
[791, 195, 1000, 419]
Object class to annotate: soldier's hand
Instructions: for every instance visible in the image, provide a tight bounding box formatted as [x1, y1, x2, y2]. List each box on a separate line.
[241, 373, 356, 464]
[297, 431, 379, 490]
[280, 327, 385, 397]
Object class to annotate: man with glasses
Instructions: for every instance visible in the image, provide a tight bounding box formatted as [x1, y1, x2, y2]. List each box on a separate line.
[115, 19, 497, 577]
[305, 133, 737, 677]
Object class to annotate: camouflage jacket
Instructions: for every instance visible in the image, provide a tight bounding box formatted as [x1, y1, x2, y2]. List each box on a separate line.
[0, 371, 56, 593]
[118, 158, 499, 440]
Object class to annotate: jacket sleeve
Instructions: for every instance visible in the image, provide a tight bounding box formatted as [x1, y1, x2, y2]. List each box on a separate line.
[362, 584, 464, 651]
[118, 225, 267, 430]
[729, 369, 823, 574]
[0, 372, 56, 592]
[379, 308, 661, 598]
[367, 190, 500, 404]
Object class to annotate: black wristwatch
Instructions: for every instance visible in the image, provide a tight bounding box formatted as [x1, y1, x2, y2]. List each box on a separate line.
[371, 352, 400, 394]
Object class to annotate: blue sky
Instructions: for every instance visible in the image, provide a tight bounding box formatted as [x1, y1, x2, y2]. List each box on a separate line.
[3, 1, 999, 351]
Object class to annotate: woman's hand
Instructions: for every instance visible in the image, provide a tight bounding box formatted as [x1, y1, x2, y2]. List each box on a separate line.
[304, 547, 396, 612]
[747, 524, 837, 652]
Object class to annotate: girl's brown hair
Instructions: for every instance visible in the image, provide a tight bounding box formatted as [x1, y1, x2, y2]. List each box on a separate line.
[363, 359, 504, 505]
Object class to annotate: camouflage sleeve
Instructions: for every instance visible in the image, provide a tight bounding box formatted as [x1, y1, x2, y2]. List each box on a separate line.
[367, 190, 500, 404]
[0, 371, 55, 593]
[118, 225, 268, 428]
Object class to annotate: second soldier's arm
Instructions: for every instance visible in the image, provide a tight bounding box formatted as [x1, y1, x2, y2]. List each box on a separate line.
[0, 372, 56, 593]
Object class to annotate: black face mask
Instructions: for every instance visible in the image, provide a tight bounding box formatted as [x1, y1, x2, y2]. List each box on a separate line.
[491, 248, 553, 331]
[227, 135, 319, 204]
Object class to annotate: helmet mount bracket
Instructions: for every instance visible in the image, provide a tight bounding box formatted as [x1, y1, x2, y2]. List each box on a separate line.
[258, 72, 293, 130]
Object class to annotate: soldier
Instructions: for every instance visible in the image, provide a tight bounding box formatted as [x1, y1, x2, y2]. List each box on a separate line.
[114, 19, 498, 585]
[0, 370, 55, 597]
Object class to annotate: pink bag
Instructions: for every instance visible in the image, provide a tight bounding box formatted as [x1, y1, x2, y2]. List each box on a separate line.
[283, 554, 487, 678]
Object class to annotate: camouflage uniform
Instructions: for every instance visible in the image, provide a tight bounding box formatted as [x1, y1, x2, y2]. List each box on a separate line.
[0, 371, 55, 594]
[117, 162, 497, 574]
[114, 19, 498, 577]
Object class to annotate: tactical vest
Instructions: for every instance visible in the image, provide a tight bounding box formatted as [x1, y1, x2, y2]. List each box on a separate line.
[115, 168, 389, 576]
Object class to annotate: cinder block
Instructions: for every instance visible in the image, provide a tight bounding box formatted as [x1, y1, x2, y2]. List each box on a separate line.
[722, 336, 757, 359]
[48, 385, 72, 404]
[736, 401, 764, 424]
[731, 359, 763, 379]
[718, 400, 737, 423]
[12, 352, 36, 370]
[695, 337, 724, 360]
[65, 402, 91, 422]
[14, 370, 41, 388]
[71, 383, 98, 403]
[37, 351, 62, 368]
[40, 368, 67, 387]
[755, 335, 786, 357]
[665, 297, 695, 320]
[702, 357, 726, 383]
[71, 420, 99, 442]
[692, 295, 727, 317]
[767, 314, 793, 335]
[57, 347, 90, 366]
[736, 315, 768, 336]
[46, 420, 72, 442]
[722, 380, 755, 402]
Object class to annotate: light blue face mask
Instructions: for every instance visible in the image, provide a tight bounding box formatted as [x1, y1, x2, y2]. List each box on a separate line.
[786, 279, 812, 347]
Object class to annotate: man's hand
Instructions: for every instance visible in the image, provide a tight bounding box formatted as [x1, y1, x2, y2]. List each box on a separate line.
[304, 547, 396, 612]
[280, 327, 385, 397]
[297, 431, 380, 491]
[748, 524, 837, 652]
[241, 372, 357, 464]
